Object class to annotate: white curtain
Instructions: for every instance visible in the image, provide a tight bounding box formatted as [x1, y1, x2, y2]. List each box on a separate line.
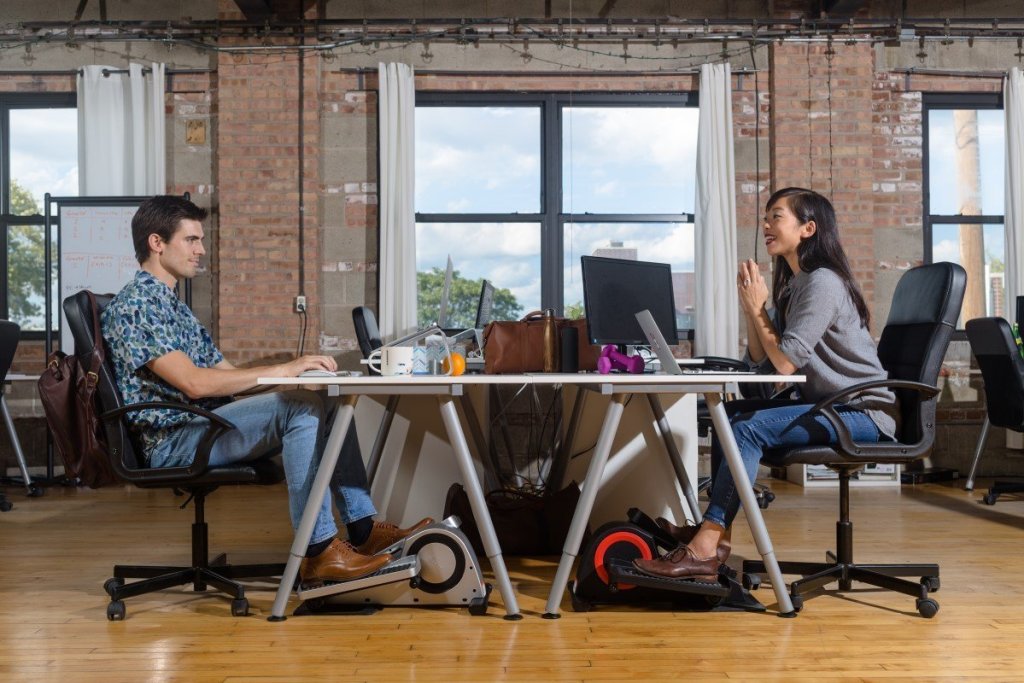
[378, 62, 418, 340]
[77, 63, 166, 195]
[694, 62, 739, 357]
[1005, 66, 1024, 325]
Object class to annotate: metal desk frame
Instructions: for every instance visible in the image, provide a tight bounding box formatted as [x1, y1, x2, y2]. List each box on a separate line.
[259, 374, 532, 621]
[529, 373, 802, 618]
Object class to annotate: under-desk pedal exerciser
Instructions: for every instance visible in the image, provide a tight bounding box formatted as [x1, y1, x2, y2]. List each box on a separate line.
[294, 517, 491, 616]
[569, 508, 764, 613]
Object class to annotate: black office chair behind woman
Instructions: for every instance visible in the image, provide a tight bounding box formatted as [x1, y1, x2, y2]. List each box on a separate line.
[964, 316, 1024, 504]
[743, 261, 966, 618]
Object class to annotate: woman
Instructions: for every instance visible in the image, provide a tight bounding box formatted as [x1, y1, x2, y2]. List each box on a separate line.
[636, 187, 900, 580]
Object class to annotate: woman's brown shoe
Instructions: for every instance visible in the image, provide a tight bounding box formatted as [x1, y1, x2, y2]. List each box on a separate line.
[634, 545, 722, 581]
[299, 539, 392, 586]
[655, 517, 731, 563]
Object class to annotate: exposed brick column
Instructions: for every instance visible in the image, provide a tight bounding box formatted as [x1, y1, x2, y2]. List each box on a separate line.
[770, 41, 878, 328]
[215, 42, 321, 364]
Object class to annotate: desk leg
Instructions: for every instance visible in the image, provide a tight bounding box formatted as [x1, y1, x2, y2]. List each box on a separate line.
[1, 395, 32, 493]
[704, 392, 796, 616]
[438, 395, 521, 620]
[366, 395, 399, 486]
[269, 395, 358, 621]
[646, 394, 700, 523]
[543, 394, 627, 618]
[549, 386, 586, 493]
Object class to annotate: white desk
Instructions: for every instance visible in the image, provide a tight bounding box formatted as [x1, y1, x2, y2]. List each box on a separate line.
[3, 374, 37, 493]
[529, 372, 803, 618]
[258, 374, 532, 620]
[259, 371, 803, 619]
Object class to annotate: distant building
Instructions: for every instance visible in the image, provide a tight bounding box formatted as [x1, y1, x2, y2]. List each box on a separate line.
[593, 241, 637, 261]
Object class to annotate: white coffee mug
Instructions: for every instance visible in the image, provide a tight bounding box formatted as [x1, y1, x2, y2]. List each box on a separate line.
[367, 346, 415, 376]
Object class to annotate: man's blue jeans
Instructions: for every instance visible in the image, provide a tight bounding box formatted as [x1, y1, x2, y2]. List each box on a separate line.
[705, 399, 882, 529]
[150, 389, 376, 546]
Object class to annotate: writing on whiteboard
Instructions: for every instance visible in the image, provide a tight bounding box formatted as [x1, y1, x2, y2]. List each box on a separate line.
[59, 204, 141, 352]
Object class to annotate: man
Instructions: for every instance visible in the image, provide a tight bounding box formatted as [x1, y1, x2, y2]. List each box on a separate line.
[102, 195, 429, 586]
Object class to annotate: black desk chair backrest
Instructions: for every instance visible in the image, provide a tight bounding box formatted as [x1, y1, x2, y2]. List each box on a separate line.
[966, 317, 1024, 430]
[0, 320, 18, 512]
[875, 261, 967, 450]
[0, 319, 19, 385]
[62, 289, 286, 620]
[745, 262, 966, 618]
[62, 292, 146, 474]
[963, 317, 1024, 503]
[353, 306, 384, 359]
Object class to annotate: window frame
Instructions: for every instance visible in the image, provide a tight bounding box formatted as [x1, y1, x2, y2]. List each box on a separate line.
[0, 92, 77, 339]
[414, 91, 698, 340]
[922, 91, 1004, 336]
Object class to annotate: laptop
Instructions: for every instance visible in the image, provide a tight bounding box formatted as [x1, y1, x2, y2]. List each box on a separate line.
[437, 255, 454, 329]
[635, 309, 714, 374]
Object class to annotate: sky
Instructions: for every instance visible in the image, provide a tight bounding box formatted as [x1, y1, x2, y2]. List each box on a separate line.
[415, 105, 699, 311]
[9, 108, 79, 211]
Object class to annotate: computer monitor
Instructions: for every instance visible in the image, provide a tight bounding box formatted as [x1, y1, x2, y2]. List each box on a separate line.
[475, 280, 495, 329]
[580, 255, 679, 347]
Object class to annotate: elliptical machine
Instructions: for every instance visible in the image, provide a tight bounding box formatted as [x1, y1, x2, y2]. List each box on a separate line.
[295, 517, 491, 616]
[570, 508, 763, 613]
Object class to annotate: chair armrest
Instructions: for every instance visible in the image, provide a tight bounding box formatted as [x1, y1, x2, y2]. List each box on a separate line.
[696, 355, 751, 372]
[808, 379, 940, 462]
[101, 402, 237, 483]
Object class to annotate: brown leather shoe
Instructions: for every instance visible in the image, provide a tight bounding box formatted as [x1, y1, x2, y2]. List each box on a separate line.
[299, 538, 392, 586]
[655, 517, 731, 563]
[634, 544, 722, 581]
[354, 517, 434, 556]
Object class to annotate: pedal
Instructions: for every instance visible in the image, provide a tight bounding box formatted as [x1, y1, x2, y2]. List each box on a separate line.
[607, 559, 730, 598]
[297, 555, 420, 601]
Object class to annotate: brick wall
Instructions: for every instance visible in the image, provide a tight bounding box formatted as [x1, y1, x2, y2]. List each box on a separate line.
[215, 47, 321, 364]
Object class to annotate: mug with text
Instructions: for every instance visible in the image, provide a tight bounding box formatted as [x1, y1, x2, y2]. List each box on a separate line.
[367, 346, 415, 376]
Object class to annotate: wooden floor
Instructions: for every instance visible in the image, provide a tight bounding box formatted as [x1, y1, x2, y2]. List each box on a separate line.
[2, 479, 1024, 682]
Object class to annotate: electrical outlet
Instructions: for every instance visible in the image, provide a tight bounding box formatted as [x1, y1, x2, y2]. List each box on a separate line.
[294, 295, 307, 313]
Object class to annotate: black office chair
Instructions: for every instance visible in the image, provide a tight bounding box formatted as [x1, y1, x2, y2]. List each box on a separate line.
[743, 262, 966, 618]
[0, 320, 17, 512]
[964, 317, 1024, 504]
[63, 291, 287, 620]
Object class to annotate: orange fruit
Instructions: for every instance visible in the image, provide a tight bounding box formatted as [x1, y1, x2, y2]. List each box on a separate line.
[442, 351, 466, 376]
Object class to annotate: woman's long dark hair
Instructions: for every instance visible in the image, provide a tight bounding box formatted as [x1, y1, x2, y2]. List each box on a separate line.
[767, 187, 870, 328]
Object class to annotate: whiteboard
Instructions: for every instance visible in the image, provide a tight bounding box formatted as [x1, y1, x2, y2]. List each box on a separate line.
[58, 203, 141, 352]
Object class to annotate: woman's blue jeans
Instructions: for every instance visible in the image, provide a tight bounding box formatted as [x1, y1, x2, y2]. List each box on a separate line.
[150, 389, 375, 546]
[705, 399, 882, 529]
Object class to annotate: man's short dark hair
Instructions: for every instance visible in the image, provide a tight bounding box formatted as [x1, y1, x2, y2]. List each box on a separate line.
[132, 195, 209, 264]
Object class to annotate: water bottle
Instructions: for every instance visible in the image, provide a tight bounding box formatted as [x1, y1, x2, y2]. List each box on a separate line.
[542, 308, 559, 373]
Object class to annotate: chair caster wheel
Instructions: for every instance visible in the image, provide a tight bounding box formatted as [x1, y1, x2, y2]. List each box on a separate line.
[27, 486, 44, 498]
[107, 600, 126, 621]
[758, 492, 775, 509]
[0, 500, 12, 512]
[790, 594, 804, 612]
[742, 573, 761, 591]
[231, 598, 249, 617]
[916, 598, 939, 618]
[103, 577, 124, 596]
[983, 493, 998, 505]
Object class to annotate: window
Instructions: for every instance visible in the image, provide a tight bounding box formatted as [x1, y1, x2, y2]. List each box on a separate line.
[415, 93, 698, 337]
[923, 93, 1004, 329]
[1, 93, 78, 335]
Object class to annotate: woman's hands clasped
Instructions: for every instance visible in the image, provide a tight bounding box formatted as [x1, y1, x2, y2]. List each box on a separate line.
[737, 258, 769, 316]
